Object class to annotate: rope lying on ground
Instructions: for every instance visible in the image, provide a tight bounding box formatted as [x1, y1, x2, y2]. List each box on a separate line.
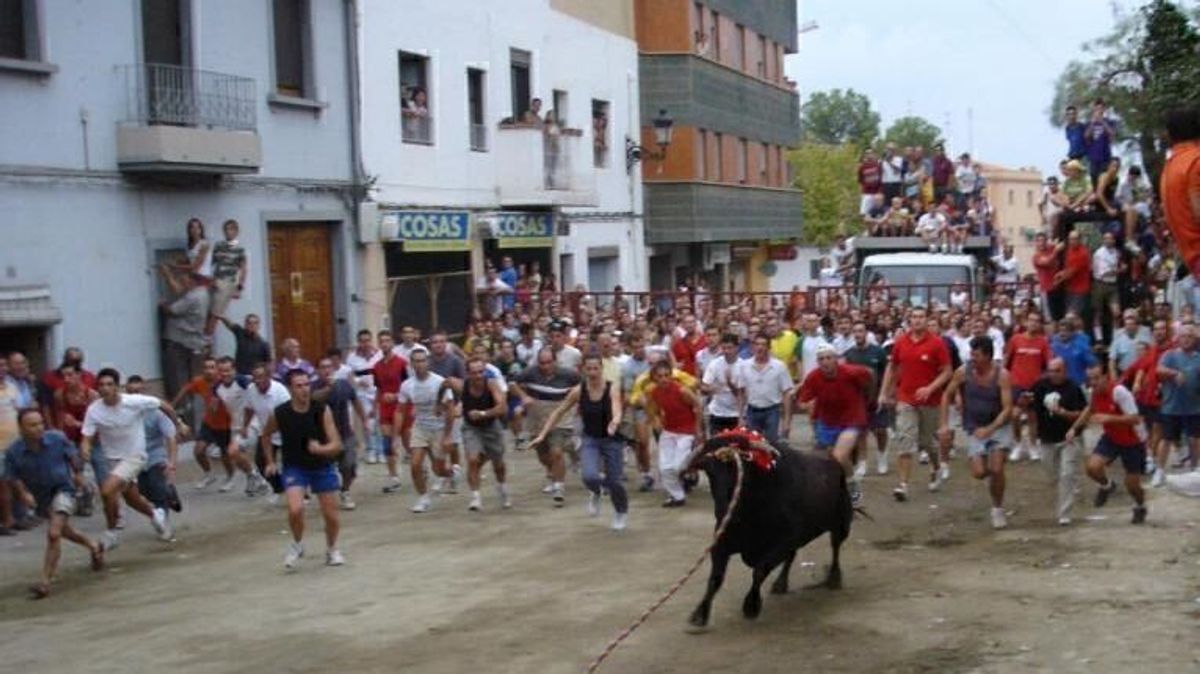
[585, 449, 746, 674]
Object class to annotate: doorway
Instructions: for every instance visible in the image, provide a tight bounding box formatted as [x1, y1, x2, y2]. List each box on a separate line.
[267, 223, 336, 363]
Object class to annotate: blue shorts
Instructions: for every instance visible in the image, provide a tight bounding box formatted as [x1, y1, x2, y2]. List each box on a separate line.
[1160, 414, 1200, 442]
[1093, 436, 1146, 474]
[281, 465, 340, 494]
[1137, 404, 1160, 428]
[506, 394, 523, 420]
[868, 405, 892, 431]
[814, 421, 861, 449]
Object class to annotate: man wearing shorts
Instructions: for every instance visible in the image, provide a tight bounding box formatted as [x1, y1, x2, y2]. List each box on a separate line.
[796, 344, 872, 506]
[395, 347, 456, 513]
[345, 329, 382, 464]
[173, 357, 241, 492]
[620, 334, 655, 491]
[240, 362, 291, 501]
[372, 330, 408, 494]
[941, 337, 1014, 529]
[312, 357, 367, 511]
[879, 307, 953, 502]
[128, 376, 179, 540]
[80, 368, 185, 550]
[1156, 324, 1200, 477]
[1006, 312, 1052, 462]
[6, 409, 104, 598]
[428, 330, 467, 492]
[512, 347, 580, 505]
[843, 321, 890, 476]
[1068, 362, 1148, 524]
[1128, 320, 1170, 486]
[455, 357, 511, 512]
[260, 369, 345, 569]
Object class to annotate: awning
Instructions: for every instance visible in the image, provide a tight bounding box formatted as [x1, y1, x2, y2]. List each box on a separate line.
[0, 285, 63, 326]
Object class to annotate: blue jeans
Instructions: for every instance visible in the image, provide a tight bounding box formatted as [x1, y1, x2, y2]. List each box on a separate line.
[580, 436, 628, 514]
[746, 405, 781, 445]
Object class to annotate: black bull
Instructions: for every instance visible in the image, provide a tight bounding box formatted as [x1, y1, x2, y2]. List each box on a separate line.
[686, 436, 852, 628]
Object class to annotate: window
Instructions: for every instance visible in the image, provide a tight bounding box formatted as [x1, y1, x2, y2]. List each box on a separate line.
[552, 89, 569, 126]
[1026, 190, 1034, 207]
[731, 24, 744, 70]
[759, 142, 769, 184]
[0, 0, 44, 63]
[510, 48, 533, 120]
[736, 138, 748, 184]
[710, 10, 720, 59]
[713, 132, 724, 181]
[692, 2, 710, 57]
[468, 67, 487, 152]
[782, 148, 793, 186]
[592, 99, 610, 167]
[399, 51, 432, 144]
[272, 0, 313, 97]
[1008, 189, 1014, 205]
[696, 129, 707, 179]
[757, 35, 767, 78]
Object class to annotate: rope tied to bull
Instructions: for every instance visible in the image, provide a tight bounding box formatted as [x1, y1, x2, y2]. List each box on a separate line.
[585, 429, 774, 673]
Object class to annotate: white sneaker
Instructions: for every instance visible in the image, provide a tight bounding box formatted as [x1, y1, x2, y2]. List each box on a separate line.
[468, 492, 482, 512]
[552, 485, 565, 507]
[918, 451, 930, 465]
[990, 507, 1008, 530]
[218, 475, 238, 493]
[284, 541, 304, 570]
[325, 549, 345, 567]
[194, 474, 217, 491]
[611, 512, 628, 531]
[411, 494, 433, 513]
[938, 463, 950, 482]
[151, 508, 173, 542]
[497, 485, 512, 509]
[1151, 468, 1166, 488]
[928, 244, 938, 253]
[102, 529, 121, 551]
[586, 491, 601, 517]
[876, 453, 889, 475]
[1010, 445, 1026, 462]
[446, 465, 462, 494]
[339, 492, 357, 511]
[853, 461, 867, 481]
[1028, 445, 1042, 462]
[266, 492, 280, 506]
[928, 472, 944, 492]
[1057, 517, 1072, 526]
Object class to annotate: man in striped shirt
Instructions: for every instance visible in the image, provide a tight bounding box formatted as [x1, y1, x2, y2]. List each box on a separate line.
[511, 347, 580, 505]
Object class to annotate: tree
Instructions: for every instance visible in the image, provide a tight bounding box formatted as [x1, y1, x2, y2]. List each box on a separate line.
[882, 116, 944, 151]
[800, 89, 881, 148]
[788, 142, 862, 246]
[1049, 0, 1200, 189]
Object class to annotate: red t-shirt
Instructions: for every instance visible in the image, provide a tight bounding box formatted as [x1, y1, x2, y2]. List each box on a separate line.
[1005, 333, 1051, 389]
[671, 333, 707, 377]
[1091, 383, 1141, 447]
[797, 363, 872, 427]
[182, 376, 231, 430]
[1064, 244, 1091, 295]
[891, 330, 951, 406]
[858, 160, 883, 194]
[42, 368, 97, 393]
[1033, 247, 1059, 292]
[372, 353, 408, 409]
[1122, 345, 1162, 407]
[649, 381, 697, 435]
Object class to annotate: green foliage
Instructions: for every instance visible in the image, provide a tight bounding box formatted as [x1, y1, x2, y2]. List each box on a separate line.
[882, 116, 944, 151]
[801, 88, 881, 149]
[788, 142, 862, 246]
[1049, 0, 1200, 188]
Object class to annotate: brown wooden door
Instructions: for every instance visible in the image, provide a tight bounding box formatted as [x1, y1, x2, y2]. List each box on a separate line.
[268, 223, 335, 364]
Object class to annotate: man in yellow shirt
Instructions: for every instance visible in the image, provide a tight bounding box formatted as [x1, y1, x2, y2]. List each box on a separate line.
[767, 315, 799, 378]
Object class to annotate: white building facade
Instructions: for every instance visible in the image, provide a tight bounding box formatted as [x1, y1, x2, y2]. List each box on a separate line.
[0, 0, 361, 376]
[355, 0, 647, 334]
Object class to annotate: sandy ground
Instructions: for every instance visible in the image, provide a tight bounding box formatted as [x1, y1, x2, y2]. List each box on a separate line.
[0, 422, 1197, 674]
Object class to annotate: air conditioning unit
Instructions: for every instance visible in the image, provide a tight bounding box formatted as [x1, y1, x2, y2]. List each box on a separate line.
[357, 202, 379, 243]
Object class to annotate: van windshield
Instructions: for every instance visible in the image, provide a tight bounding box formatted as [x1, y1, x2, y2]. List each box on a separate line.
[858, 265, 972, 307]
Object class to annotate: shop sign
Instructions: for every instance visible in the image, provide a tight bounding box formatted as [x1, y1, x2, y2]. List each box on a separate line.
[493, 212, 554, 249]
[380, 210, 471, 252]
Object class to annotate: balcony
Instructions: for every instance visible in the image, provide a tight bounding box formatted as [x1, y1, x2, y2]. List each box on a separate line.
[402, 112, 433, 145]
[494, 123, 597, 207]
[117, 63, 261, 174]
[644, 182, 803, 245]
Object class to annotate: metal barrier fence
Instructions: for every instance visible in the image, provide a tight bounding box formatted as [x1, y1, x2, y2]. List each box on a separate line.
[122, 63, 256, 131]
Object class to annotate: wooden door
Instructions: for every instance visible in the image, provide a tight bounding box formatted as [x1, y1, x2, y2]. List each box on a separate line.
[268, 223, 335, 364]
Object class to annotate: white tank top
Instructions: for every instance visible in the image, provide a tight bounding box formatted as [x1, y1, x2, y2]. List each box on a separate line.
[188, 239, 214, 279]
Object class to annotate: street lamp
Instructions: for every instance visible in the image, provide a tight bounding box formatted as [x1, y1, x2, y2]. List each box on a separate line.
[626, 109, 674, 174]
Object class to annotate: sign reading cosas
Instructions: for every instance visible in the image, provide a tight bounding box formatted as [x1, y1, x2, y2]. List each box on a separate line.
[379, 210, 471, 252]
[493, 212, 553, 249]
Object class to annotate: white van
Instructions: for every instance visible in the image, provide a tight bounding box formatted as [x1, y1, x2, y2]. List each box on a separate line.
[856, 253, 978, 308]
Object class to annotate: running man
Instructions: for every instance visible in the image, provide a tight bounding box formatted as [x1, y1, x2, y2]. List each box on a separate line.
[80, 368, 185, 550]
[6, 409, 104, 598]
[454, 357, 511, 512]
[796, 344, 872, 506]
[620, 333, 655, 492]
[173, 356, 248, 493]
[1030, 358, 1088, 525]
[1067, 361, 1149, 524]
[345, 329, 382, 464]
[940, 336, 1014, 529]
[700, 334, 743, 435]
[260, 369, 345, 569]
[372, 330, 408, 494]
[240, 362, 291, 501]
[879, 307, 953, 501]
[645, 361, 704, 508]
[394, 347, 456, 514]
[128, 375, 179, 540]
[512, 347, 579, 505]
[1127, 319, 1170, 486]
[738, 334, 793, 445]
[312, 356, 368, 511]
[533, 354, 628, 529]
[1006, 312, 1052, 462]
[843, 321, 890, 476]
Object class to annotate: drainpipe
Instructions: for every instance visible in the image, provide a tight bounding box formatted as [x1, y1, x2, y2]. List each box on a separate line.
[344, 0, 369, 331]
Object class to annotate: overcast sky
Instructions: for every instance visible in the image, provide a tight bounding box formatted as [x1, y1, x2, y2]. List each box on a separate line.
[784, 0, 1145, 177]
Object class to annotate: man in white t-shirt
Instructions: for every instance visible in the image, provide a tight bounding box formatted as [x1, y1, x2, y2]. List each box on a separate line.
[80, 368, 185, 550]
[701, 334, 744, 434]
[396, 347, 456, 513]
[917, 209, 948, 253]
[345, 329, 383, 463]
[240, 362, 292, 500]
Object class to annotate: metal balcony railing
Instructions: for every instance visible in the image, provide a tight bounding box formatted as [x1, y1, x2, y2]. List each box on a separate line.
[402, 113, 433, 144]
[544, 133, 570, 190]
[470, 123, 488, 151]
[122, 63, 256, 131]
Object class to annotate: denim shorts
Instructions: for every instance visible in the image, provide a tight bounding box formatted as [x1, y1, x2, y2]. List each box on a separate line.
[282, 465, 340, 494]
[814, 421, 861, 449]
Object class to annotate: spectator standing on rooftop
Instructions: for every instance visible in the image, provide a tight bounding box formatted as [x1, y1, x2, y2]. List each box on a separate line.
[857, 148, 883, 216]
[1064, 105, 1086, 161]
[931, 144, 955, 204]
[1084, 98, 1118, 185]
[881, 143, 904, 202]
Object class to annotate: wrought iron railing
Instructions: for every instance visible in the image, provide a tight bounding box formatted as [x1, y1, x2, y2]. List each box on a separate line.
[122, 63, 256, 131]
[402, 113, 433, 144]
[470, 123, 488, 151]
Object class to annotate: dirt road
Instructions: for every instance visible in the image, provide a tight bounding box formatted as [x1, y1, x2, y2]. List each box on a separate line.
[1, 426, 1197, 673]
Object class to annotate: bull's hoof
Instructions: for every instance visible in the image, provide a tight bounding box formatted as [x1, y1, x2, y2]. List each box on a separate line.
[687, 607, 710, 631]
[769, 577, 789, 595]
[742, 592, 762, 620]
[824, 569, 843, 590]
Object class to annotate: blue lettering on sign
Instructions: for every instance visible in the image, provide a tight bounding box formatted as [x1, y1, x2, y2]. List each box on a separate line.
[396, 212, 469, 240]
[493, 213, 553, 238]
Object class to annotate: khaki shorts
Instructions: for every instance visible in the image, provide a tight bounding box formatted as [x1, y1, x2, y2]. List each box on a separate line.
[463, 423, 505, 462]
[537, 428, 573, 456]
[50, 491, 77, 516]
[893, 403, 939, 456]
[410, 425, 449, 461]
[107, 454, 147, 484]
[211, 277, 238, 318]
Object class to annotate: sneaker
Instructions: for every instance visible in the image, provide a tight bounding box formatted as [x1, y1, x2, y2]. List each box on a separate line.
[941, 243, 949, 253]
[938, 463, 951, 482]
[990, 507, 1008, 530]
[246, 474, 271, 497]
[1125, 240, 1142, 255]
[611, 512, 628, 531]
[151, 508, 169, 540]
[266, 492, 281, 507]
[1151, 468, 1166, 488]
[1057, 517, 1072, 526]
[101, 530, 120, 552]
[853, 461, 867, 481]
[1145, 456, 1158, 476]
[876, 453, 889, 475]
[364, 453, 379, 465]
[541, 481, 555, 495]
[918, 451, 930, 465]
[1094, 480, 1117, 508]
[552, 486, 565, 507]
[586, 491, 601, 517]
[497, 485, 512, 509]
[928, 472, 944, 492]
[514, 436, 527, 452]
[661, 497, 686, 508]
[284, 541, 304, 570]
[1131, 505, 1148, 525]
[892, 483, 909, 502]
[638, 474, 656, 492]
[326, 548, 346, 566]
[194, 474, 217, 491]
[339, 492, 357, 511]
[848, 480, 862, 508]
[381, 477, 403, 494]
[1010, 445, 1026, 462]
[1028, 445, 1042, 462]
[411, 494, 433, 513]
[115, 512, 126, 530]
[218, 475, 238, 493]
[468, 492, 483, 512]
[928, 244, 938, 253]
[446, 465, 463, 494]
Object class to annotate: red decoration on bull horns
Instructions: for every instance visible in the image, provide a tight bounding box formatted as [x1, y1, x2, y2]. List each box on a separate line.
[713, 427, 777, 472]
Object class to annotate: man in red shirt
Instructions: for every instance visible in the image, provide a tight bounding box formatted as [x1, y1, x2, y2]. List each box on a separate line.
[1006, 312, 1052, 461]
[1068, 361, 1148, 524]
[171, 356, 257, 493]
[1123, 319, 1169, 486]
[1054, 230, 1091, 326]
[670, 314, 707, 377]
[645, 361, 703, 508]
[796, 344, 872, 505]
[372, 330, 409, 494]
[1032, 233, 1064, 320]
[879, 307, 953, 501]
[857, 148, 883, 216]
